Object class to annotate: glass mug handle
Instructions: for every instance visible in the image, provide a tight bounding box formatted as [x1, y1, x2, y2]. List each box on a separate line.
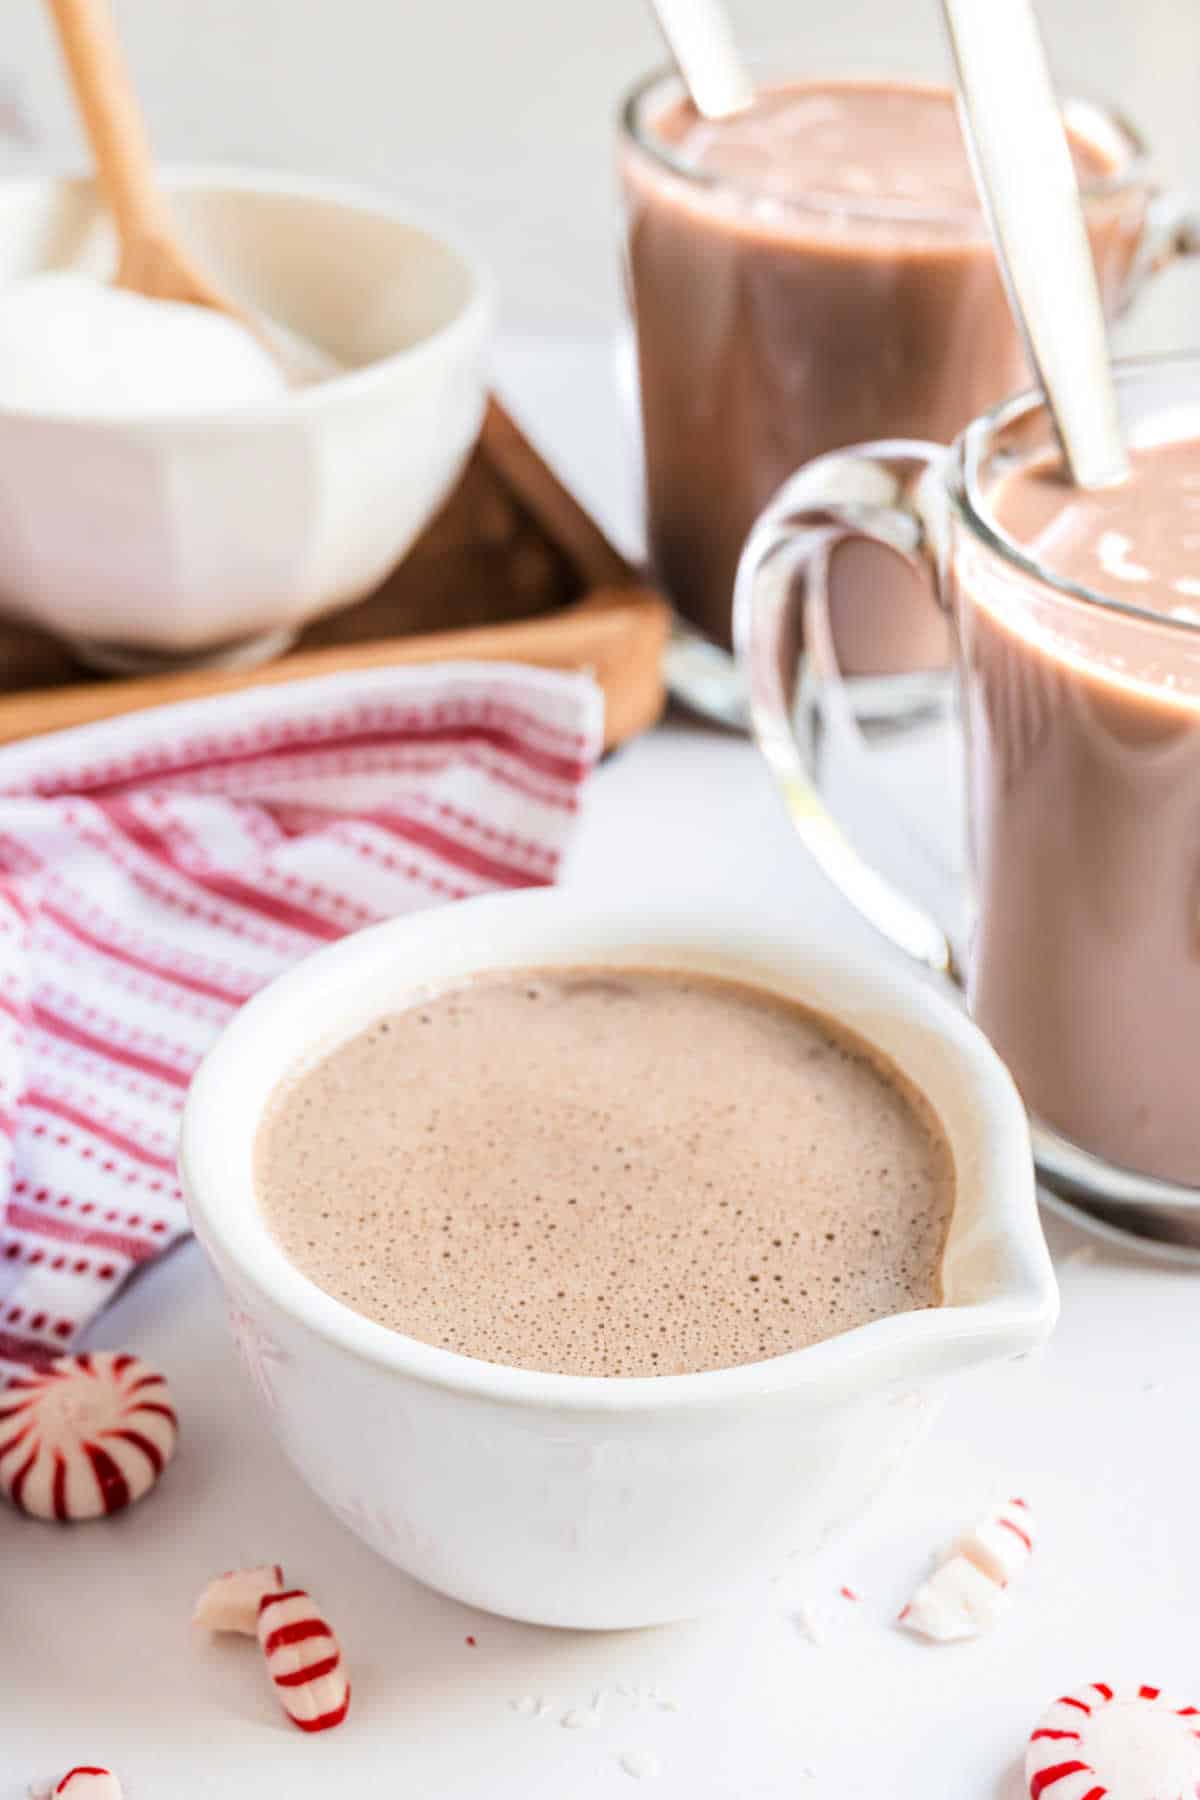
[734, 441, 967, 983]
[1120, 186, 1200, 310]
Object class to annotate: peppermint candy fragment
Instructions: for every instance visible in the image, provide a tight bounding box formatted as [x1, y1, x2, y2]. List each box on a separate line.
[257, 1588, 350, 1733]
[956, 1495, 1034, 1586]
[899, 1496, 1033, 1642]
[0, 1352, 178, 1521]
[1026, 1681, 1200, 1798]
[54, 1772, 123, 1800]
[898, 1552, 1010, 1641]
[194, 1563, 285, 1635]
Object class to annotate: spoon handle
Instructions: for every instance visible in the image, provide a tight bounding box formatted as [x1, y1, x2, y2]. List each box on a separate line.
[45, 0, 171, 246]
[941, 0, 1129, 489]
[646, 0, 754, 120]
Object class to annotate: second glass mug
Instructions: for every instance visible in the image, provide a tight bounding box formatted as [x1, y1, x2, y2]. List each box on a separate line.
[618, 59, 1199, 724]
[735, 354, 1200, 1246]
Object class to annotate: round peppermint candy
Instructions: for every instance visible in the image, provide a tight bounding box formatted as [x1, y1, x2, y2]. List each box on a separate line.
[1027, 1682, 1200, 1799]
[0, 1351, 177, 1520]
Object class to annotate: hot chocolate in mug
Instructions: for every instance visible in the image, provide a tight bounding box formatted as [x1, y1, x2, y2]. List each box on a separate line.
[736, 353, 1200, 1241]
[619, 59, 1198, 722]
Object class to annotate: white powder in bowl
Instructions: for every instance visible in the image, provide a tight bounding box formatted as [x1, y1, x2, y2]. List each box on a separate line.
[0, 271, 290, 416]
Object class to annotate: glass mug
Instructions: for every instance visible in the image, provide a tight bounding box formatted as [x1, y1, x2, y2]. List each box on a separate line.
[735, 354, 1200, 1246]
[618, 58, 1197, 725]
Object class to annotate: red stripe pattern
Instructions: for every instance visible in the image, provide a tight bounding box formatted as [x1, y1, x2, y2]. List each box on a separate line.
[54, 1770, 122, 1799]
[1030, 1765, 1090, 1799]
[1026, 1681, 1200, 1798]
[257, 1588, 350, 1732]
[0, 1349, 176, 1520]
[959, 1496, 1036, 1585]
[0, 669, 602, 1381]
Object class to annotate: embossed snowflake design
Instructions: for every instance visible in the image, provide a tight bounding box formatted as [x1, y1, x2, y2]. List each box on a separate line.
[227, 1304, 290, 1414]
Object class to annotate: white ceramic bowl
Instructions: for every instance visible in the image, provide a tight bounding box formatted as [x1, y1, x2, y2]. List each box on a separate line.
[0, 170, 492, 668]
[180, 891, 1058, 1630]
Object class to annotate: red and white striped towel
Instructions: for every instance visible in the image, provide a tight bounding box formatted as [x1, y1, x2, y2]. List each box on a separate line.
[0, 663, 603, 1383]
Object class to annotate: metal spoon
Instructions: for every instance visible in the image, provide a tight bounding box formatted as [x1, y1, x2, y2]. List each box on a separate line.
[941, 0, 1129, 488]
[643, 0, 753, 119]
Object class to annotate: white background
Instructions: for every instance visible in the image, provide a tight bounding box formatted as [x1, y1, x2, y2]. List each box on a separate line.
[2, 342, 1199, 1799]
[0, 0, 1197, 341]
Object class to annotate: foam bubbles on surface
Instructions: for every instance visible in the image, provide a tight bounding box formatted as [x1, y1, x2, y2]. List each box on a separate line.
[256, 969, 955, 1377]
[663, 80, 1110, 221]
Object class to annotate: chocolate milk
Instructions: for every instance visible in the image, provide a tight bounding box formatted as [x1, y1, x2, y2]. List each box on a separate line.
[621, 78, 1144, 661]
[256, 967, 955, 1377]
[959, 439, 1200, 1184]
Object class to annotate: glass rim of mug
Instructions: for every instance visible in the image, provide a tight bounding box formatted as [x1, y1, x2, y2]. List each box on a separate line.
[620, 60, 1151, 229]
[952, 350, 1200, 641]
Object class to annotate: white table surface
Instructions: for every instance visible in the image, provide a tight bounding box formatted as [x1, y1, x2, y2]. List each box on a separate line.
[4, 341, 1199, 1800]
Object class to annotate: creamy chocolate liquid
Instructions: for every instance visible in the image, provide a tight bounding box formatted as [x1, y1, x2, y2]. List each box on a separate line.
[962, 438, 1200, 1184]
[256, 968, 955, 1376]
[621, 78, 1142, 662]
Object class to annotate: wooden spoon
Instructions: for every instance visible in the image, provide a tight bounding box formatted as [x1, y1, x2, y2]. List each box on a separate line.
[45, 0, 334, 382]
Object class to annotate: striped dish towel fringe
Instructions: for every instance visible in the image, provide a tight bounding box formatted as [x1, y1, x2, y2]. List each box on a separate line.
[0, 663, 603, 1383]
